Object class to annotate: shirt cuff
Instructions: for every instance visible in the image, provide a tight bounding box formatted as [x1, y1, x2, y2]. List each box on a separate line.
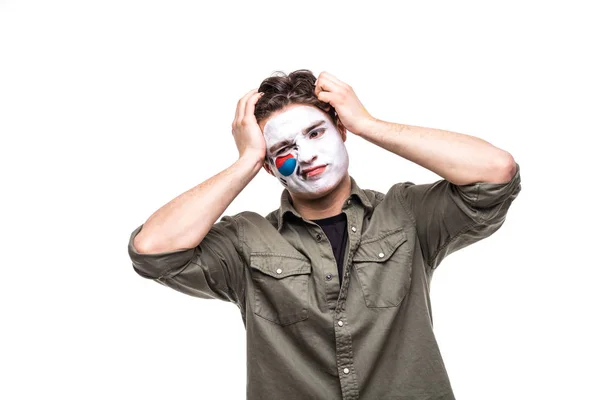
[127, 224, 196, 279]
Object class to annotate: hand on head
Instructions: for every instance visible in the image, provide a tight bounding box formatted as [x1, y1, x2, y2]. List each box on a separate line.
[231, 88, 266, 162]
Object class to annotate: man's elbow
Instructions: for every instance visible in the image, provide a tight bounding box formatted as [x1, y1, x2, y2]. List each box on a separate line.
[500, 153, 517, 183]
[133, 229, 158, 255]
[492, 153, 517, 184]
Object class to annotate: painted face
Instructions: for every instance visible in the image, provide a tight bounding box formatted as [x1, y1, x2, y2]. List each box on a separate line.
[262, 105, 349, 195]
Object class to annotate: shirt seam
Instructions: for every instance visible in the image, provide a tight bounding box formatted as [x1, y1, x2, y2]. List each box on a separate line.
[473, 182, 483, 223]
[395, 184, 417, 229]
[398, 181, 486, 270]
[427, 219, 480, 269]
[428, 182, 482, 268]
[232, 214, 247, 310]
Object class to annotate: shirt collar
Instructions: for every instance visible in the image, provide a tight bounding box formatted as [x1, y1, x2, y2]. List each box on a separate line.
[276, 175, 373, 231]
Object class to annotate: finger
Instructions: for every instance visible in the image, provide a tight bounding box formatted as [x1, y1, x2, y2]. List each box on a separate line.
[322, 71, 346, 87]
[237, 88, 258, 121]
[244, 91, 264, 122]
[315, 77, 341, 97]
[316, 90, 336, 106]
[235, 88, 259, 124]
[314, 72, 326, 95]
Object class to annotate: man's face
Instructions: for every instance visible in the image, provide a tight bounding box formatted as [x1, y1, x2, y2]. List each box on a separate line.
[260, 104, 349, 197]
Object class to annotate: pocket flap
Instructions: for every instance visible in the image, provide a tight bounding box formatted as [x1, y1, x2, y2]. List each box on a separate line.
[250, 253, 312, 279]
[353, 228, 408, 263]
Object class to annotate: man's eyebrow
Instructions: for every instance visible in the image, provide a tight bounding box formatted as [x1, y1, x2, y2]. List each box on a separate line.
[268, 120, 326, 154]
[302, 120, 326, 135]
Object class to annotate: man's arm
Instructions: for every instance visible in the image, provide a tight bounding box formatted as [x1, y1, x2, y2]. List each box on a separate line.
[127, 89, 265, 304]
[311, 71, 521, 270]
[134, 88, 265, 254]
[357, 118, 516, 185]
[133, 154, 262, 254]
[358, 119, 521, 270]
[311, 71, 514, 184]
[391, 164, 521, 269]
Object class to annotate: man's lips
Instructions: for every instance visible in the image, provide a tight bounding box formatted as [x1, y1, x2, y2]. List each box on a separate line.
[300, 164, 328, 177]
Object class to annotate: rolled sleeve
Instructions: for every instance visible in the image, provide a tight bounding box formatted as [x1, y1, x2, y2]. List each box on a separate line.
[394, 162, 522, 269]
[127, 215, 246, 305]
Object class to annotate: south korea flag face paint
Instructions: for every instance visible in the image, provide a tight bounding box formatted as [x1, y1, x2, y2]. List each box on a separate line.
[275, 153, 297, 177]
[261, 105, 349, 196]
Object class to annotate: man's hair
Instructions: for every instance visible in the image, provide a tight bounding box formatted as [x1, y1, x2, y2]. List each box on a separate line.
[255, 69, 338, 127]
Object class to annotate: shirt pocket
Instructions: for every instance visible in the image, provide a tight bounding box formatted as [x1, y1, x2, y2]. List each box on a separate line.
[249, 252, 312, 326]
[352, 228, 413, 308]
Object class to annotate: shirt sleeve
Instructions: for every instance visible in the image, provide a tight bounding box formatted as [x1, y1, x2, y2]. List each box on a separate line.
[127, 215, 246, 306]
[393, 162, 522, 270]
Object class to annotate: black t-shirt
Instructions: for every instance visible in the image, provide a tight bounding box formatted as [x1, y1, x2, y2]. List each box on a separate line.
[310, 212, 348, 287]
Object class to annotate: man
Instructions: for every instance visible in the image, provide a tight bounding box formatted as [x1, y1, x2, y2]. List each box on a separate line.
[128, 69, 521, 399]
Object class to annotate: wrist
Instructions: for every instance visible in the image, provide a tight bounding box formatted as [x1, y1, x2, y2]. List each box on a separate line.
[238, 151, 265, 172]
[356, 116, 380, 138]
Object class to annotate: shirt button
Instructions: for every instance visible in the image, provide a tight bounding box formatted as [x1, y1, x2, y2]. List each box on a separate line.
[316, 234, 322, 241]
[338, 320, 343, 327]
[351, 226, 357, 232]
[378, 252, 385, 258]
[325, 273, 333, 280]
[343, 368, 350, 374]
[276, 268, 282, 274]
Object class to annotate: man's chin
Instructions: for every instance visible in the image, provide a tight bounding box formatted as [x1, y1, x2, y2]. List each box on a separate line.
[288, 173, 347, 200]
[295, 188, 330, 201]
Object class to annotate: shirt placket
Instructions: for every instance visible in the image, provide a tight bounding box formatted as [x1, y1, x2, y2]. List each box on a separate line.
[333, 197, 364, 400]
[294, 196, 365, 400]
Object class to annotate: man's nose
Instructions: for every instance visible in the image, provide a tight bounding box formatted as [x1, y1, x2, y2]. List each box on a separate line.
[296, 145, 317, 164]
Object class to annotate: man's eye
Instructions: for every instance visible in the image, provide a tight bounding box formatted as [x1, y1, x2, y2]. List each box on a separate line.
[309, 128, 325, 138]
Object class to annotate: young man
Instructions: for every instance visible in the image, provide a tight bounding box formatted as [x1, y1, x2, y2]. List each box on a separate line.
[128, 69, 521, 400]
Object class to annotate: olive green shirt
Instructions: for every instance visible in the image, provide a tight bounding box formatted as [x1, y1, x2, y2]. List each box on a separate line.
[127, 163, 521, 400]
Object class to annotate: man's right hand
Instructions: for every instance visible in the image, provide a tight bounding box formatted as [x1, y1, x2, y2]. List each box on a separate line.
[132, 89, 268, 255]
[232, 88, 266, 162]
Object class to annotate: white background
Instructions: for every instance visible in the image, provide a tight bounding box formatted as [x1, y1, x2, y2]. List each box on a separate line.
[1, 0, 598, 399]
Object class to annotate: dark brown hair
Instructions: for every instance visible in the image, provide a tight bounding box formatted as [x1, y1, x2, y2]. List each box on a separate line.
[254, 69, 338, 127]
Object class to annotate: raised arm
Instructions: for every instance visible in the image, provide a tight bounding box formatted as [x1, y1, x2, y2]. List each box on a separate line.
[127, 89, 266, 305]
[312, 71, 521, 270]
[312, 70, 516, 184]
[133, 89, 266, 254]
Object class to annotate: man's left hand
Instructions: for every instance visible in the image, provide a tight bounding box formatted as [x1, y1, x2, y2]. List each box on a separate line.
[314, 71, 376, 136]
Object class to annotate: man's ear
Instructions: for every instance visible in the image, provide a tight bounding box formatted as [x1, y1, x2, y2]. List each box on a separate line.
[336, 119, 347, 142]
[263, 161, 274, 176]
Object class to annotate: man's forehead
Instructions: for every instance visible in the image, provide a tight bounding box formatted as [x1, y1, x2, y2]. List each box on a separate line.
[263, 106, 327, 138]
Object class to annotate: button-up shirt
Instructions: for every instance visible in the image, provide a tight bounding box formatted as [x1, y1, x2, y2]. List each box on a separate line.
[127, 163, 522, 400]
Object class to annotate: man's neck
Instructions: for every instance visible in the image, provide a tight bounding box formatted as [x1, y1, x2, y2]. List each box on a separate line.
[289, 174, 352, 221]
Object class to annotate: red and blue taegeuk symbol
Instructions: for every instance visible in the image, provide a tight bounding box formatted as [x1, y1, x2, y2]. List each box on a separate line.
[275, 153, 297, 177]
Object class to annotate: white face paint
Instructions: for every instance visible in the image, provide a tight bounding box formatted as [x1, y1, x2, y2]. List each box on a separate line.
[262, 105, 349, 196]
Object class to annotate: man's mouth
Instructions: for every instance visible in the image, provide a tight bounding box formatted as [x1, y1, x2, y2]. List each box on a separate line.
[301, 164, 328, 179]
